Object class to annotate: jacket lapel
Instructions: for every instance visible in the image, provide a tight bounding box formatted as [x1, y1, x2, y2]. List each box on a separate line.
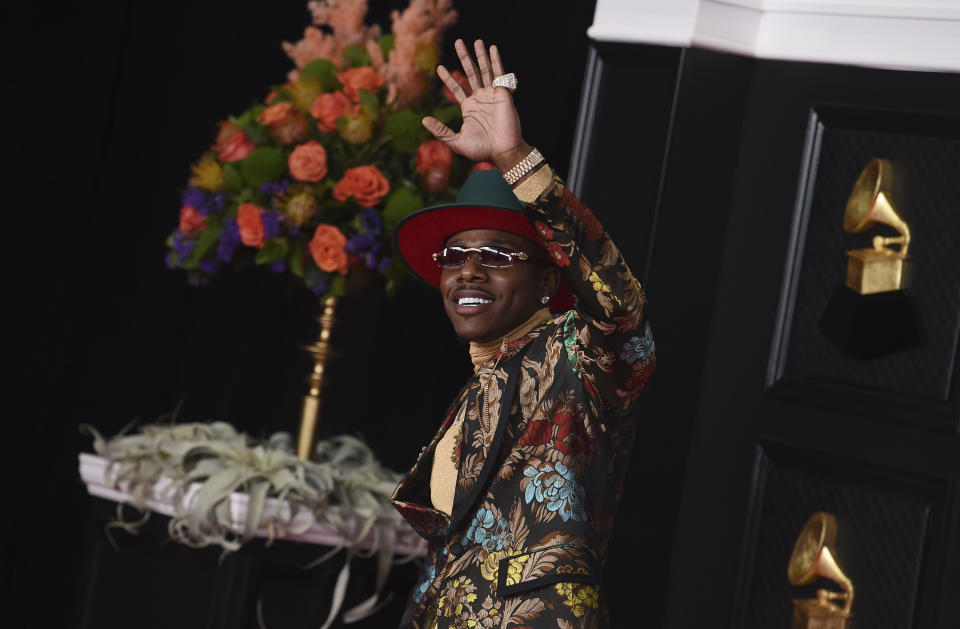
[449, 349, 524, 530]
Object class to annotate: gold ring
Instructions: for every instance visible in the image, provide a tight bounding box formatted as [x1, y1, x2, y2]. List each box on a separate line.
[492, 73, 518, 91]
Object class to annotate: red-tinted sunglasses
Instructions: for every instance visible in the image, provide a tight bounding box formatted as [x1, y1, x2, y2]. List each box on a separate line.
[432, 245, 530, 269]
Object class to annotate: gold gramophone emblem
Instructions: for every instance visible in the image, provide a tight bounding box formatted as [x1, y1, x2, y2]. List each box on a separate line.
[844, 158, 911, 295]
[787, 512, 854, 629]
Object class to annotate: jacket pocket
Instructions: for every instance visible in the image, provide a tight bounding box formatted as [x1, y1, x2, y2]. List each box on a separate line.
[496, 543, 600, 598]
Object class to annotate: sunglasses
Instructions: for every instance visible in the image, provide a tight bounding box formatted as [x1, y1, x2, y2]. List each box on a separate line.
[432, 245, 530, 269]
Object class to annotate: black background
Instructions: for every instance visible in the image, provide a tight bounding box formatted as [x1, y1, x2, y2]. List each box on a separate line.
[1, 1, 641, 627]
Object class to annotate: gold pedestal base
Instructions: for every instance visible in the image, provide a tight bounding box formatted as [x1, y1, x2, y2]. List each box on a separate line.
[846, 248, 905, 295]
[297, 297, 338, 461]
[792, 600, 851, 629]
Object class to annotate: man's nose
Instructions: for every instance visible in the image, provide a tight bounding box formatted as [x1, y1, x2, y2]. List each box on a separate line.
[456, 252, 487, 280]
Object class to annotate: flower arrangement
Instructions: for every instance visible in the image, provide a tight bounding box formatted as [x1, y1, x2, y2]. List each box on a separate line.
[166, 0, 484, 298]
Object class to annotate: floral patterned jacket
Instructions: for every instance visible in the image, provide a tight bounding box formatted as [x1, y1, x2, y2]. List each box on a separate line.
[392, 169, 655, 629]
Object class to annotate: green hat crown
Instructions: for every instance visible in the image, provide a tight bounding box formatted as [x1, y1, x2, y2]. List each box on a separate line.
[453, 169, 524, 211]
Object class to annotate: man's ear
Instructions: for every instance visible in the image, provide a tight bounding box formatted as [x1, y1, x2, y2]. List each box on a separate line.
[540, 266, 559, 300]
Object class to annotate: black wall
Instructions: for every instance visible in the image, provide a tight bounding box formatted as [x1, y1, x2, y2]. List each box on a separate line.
[4, 1, 605, 626]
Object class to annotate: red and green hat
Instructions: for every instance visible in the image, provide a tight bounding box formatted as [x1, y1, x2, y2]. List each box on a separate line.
[394, 169, 574, 311]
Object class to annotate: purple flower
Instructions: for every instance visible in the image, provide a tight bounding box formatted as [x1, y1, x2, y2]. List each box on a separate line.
[361, 207, 381, 235]
[270, 260, 286, 273]
[181, 188, 217, 215]
[345, 232, 376, 255]
[377, 256, 391, 273]
[262, 210, 283, 239]
[218, 219, 240, 262]
[165, 252, 176, 269]
[260, 180, 290, 196]
[198, 259, 218, 274]
[311, 282, 329, 295]
[172, 232, 195, 264]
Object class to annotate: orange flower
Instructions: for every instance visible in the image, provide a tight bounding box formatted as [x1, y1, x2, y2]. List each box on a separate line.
[333, 165, 391, 207]
[178, 206, 207, 237]
[471, 161, 497, 172]
[416, 139, 452, 173]
[336, 66, 385, 102]
[310, 92, 357, 133]
[309, 224, 349, 274]
[288, 141, 329, 182]
[416, 139, 452, 193]
[258, 102, 308, 145]
[214, 121, 255, 162]
[236, 203, 266, 248]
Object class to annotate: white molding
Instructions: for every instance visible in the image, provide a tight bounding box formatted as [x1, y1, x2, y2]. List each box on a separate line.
[79, 453, 427, 555]
[588, 0, 700, 46]
[589, 0, 960, 72]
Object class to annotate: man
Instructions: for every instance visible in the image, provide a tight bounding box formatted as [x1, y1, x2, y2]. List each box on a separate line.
[392, 39, 655, 628]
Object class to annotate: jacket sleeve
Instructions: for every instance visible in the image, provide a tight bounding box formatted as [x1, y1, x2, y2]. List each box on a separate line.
[517, 165, 655, 415]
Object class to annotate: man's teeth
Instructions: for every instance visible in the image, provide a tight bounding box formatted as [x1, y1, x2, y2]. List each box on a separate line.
[458, 296, 493, 306]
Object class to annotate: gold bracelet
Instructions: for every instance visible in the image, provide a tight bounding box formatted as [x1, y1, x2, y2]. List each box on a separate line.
[502, 148, 544, 185]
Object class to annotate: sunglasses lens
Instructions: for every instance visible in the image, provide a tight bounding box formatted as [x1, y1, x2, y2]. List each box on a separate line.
[477, 247, 514, 267]
[434, 247, 518, 268]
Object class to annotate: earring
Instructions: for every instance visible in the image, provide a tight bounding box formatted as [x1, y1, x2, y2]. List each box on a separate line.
[541, 296, 550, 304]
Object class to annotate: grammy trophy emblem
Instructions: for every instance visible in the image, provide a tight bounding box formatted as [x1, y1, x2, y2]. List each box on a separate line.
[787, 512, 854, 629]
[844, 158, 911, 295]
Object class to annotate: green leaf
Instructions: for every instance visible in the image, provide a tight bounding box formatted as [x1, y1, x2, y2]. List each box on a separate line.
[255, 238, 289, 265]
[289, 240, 305, 278]
[432, 104, 462, 127]
[328, 274, 346, 297]
[301, 59, 340, 92]
[230, 110, 255, 128]
[383, 257, 410, 296]
[304, 258, 328, 288]
[243, 124, 270, 145]
[183, 224, 223, 268]
[382, 187, 424, 228]
[358, 89, 378, 116]
[343, 44, 372, 68]
[384, 110, 428, 153]
[239, 147, 287, 190]
[223, 163, 244, 191]
[377, 34, 395, 58]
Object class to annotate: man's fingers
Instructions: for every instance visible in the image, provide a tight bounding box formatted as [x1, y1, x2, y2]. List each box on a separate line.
[437, 65, 468, 104]
[474, 39, 493, 86]
[490, 45, 506, 78]
[455, 38, 483, 91]
[422, 116, 457, 142]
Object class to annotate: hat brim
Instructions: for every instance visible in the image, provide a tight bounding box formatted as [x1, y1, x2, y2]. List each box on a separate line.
[394, 203, 575, 312]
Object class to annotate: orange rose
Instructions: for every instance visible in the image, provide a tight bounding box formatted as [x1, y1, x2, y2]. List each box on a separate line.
[214, 121, 255, 162]
[333, 165, 391, 207]
[442, 70, 471, 103]
[288, 141, 329, 182]
[336, 66, 385, 102]
[258, 102, 307, 145]
[309, 224, 349, 274]
[416, 139, 452, 173]
[236, 203, 266, 248]
[179, 206, 207, 237]
[310, 92, 357, 133]
[416, 140, 452, 193]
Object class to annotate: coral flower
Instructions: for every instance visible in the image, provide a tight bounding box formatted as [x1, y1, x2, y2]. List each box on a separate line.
[337, 66, 385, 102]
[288, 140, 329, 182]
[416, 139, 452, 193]
[442, 69, 471, 103]
[214, 121, 255, 162]
[236, 203, 267, 248]
[179, 206, 207, 237]
[309, 224, 349, 274]
[258, 102, 308, 145]
[471, 161, 496, 173]
[310, 91, 356, 133]
[333, 165, 391, 207]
